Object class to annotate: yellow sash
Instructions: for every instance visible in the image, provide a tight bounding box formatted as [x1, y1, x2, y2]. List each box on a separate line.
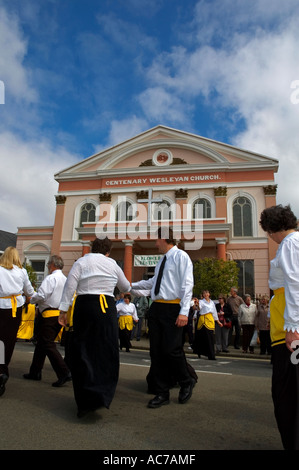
[154, 298, 181, 304]
[197, 313, 215, 331]
[17, 304, 36, 339]
[118, 315, 134, 331]
[42, 309, 60, 318]
[0, 294, 22, 317]
[99, 294, 108, 313]
[270, 287, 286, 347]
[65, 296, 76, 330]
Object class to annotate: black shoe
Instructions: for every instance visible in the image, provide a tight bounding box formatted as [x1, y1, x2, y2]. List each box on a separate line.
[0, 374, 8, 397]
[23, 372, 42, 381]
[178, 378, 196, 404]
[147, 394, 170, 408]
[52, 374, 72, 387]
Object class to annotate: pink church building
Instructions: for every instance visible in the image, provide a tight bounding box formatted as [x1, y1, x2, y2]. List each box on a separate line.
[16, 125, 278, 296]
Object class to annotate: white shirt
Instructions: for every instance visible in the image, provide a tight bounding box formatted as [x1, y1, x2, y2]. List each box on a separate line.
[30, 269, 67, 313]
[116, 302, 138, 321]
[0, 265, 35, 310]
[131, 245, 194, 317]
[198, 298, 219, 321]
[59, 253, 131, 312]
[269, 231, 299, 332]
[238, 302, 257, 325]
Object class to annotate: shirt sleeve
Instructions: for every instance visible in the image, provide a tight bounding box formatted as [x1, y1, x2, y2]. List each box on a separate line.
[131, 277, 155, 292]
[115, 265, 131, 293]
[30, 275, 53, 304]
[59, 262, 81, 312]
[279, 237, 299, 332]
[22, 269, 35, 298]
[132, 304, 138, 321]
[177, 253, 194, 317]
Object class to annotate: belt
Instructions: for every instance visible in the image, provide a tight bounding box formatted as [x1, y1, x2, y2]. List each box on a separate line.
[0, 294, 22, 317]
[154, 298, 181, 304]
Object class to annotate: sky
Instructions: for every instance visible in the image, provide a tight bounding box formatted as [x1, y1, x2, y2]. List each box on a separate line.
[1, 0, 299, 233]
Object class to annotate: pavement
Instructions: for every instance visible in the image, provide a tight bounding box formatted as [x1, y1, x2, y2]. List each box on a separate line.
[130, 334, 272, 360]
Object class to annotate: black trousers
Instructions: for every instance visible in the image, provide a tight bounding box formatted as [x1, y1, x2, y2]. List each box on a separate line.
[70, 294, 119, 411]
[229, 315, 241, 347]
[29, 315, 69, 379]
[148, 302, 192, 395]
[259, 330, 271, 354]
[119, 327, 132, 351]
[272, 344, 299, 450]
[0, 306, 22, 376]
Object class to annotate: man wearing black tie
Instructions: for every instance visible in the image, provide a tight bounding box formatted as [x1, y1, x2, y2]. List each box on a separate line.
[131, 228, 195, 408]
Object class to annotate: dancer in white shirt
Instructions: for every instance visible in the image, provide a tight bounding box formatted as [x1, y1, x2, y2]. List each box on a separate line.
[260, 204, 299, 450]
[117, 293, 138, 352]
[59, 237, 130, 418]
[192, 290, 222, 360]
[24, 255, 70, 387]
[131, 228, 195, 408]
[0, 247, 35, 396]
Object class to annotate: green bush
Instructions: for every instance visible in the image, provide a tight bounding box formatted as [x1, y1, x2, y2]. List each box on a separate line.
[193, 258, 239, 299]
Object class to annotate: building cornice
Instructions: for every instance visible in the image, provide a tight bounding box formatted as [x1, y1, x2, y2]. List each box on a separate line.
[54, 125, 279, 181]
[55, 161, 278, 183]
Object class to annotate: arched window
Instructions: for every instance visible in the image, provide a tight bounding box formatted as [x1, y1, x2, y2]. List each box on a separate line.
[116, 201, 134, 221]
[193, 198, 211, 219]
[233, 196, 253, 236]
[153, 200, 173, 221]
[80, 203, 96, 226]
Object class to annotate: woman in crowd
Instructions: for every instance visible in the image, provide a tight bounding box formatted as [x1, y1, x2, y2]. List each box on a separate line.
[238, 294, 257, 353]
[256, 295, 271, 355]
[59, 237, 130, 418]
[215, 294, 233, 353]
[0, 247, 35, 396]
[192, 290, 222, 360]
[117, 293, 138, 352]
[260, 204, 299, 450]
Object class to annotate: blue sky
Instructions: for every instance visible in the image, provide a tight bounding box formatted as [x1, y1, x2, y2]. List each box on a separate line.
[1, 0, 299, 232]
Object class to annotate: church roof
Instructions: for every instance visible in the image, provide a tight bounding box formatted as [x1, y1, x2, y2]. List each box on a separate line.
[54, 125, 279, 183]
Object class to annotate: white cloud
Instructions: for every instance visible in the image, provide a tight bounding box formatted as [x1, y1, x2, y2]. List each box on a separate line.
[0, 4, 76, 233]
[105, 116, 149, 147]
[0, 132, 75, 233]
[136, 1, 299, 216]
[138, 86, 193, 126]
[0, 7, 37, 103]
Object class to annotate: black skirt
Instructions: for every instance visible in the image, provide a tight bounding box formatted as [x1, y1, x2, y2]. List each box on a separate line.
[68, 294, 119, 411]
[192, 327, 216, 359]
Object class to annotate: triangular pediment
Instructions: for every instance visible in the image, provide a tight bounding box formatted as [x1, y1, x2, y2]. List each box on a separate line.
[55, 125, 278, 181]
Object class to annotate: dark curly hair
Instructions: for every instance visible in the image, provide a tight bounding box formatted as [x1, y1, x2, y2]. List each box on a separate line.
[91, 237, 112, 254]
[259, 205, 298, 233]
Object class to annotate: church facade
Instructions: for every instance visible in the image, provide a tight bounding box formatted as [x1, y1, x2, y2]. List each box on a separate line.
[16, 125, 278, 296]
